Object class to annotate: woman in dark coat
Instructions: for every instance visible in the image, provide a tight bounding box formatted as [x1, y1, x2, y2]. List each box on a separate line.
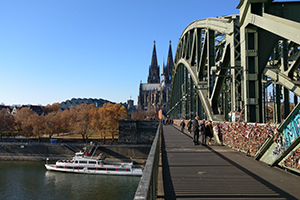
[192, 116, 199, 145]
[187, 119, 192, 133]
[206, 120, 214, 145]
[180, 120, 186, 133]
[200, 120, 206, 146]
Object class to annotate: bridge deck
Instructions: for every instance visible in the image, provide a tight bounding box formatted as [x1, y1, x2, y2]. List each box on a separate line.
[158, 125, 300, 200]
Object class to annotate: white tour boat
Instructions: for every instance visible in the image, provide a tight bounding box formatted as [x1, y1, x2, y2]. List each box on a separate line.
[44, 151, 144, 176]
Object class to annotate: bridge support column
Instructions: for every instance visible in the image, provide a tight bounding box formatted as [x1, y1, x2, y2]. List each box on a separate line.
[281, 40, 290, 119]
[207, 30, 216, 99]
[242, 26, 261, 122]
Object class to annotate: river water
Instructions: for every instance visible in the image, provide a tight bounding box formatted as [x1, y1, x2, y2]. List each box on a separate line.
[0, 161, 140, 200]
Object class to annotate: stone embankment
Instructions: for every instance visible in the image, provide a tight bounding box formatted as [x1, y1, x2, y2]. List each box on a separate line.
[0, 143, 84, 161]
[0, 120, 158, 163]
[0, 142, 150, 164]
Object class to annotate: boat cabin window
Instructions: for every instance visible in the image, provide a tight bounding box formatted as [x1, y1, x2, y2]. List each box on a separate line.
[74, 161, 78, 164]
[79, 161, 88, 164]
[89, 161, 97, 164]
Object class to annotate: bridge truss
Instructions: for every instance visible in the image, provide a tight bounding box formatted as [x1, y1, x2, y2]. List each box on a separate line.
[168, 0, 300, 123]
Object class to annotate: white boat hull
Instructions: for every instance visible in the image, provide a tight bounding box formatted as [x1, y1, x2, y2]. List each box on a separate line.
[45, 164, 143, 176]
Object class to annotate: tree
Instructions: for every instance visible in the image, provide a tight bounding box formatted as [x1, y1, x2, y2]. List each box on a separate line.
[89, 106, 105, 140]
[131, 110, 147, 120]
[14, 107, 35, 137]
[44, 111, 61, 139]
[28, 113, 45, 141]
[0, 108, 14, 141]
[69, 103, 94, 142]
[96, 106, 109, 142]
[60, 109, 71, 134]
[43, 103, 61, 115]
[101, 103, 129, 143]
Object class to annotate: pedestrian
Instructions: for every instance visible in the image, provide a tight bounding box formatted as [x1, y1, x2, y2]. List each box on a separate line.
[217, 123, 223, 145]
[180, 119, 186, 133]
[187, 119, 192, 133]
[206, 120, 214, 145]
[192, 116, 200, 145]
[200, 120, 206, 146]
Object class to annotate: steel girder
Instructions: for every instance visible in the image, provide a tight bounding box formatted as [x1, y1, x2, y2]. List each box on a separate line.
[169, 15, 239, 121]
[238, 0, 300, 122]
[169, 0, 300, 123]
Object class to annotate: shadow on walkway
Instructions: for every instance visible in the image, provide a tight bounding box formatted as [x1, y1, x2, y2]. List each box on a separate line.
[160, 128, 176, 199]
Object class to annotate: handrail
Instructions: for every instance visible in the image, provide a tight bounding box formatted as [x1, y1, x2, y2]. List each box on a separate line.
[134, 122, 161, 200]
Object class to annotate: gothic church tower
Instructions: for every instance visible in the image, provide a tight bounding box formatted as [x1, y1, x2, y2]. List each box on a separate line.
[138, 40, 173, 113]
[165, 41, 174, 85]
[147, 41, 160, 83]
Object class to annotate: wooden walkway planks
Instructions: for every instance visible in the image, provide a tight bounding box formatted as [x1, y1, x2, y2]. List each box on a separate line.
[158, 125, 300, 200]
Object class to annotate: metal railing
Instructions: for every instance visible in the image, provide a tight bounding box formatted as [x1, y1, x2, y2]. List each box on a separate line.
[134, 122, 161, 200]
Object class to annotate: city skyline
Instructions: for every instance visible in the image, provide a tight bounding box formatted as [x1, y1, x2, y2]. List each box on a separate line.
[1, 0, 292, 106]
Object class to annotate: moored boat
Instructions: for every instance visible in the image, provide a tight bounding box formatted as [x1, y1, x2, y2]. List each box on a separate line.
[44, 151, 144, 176]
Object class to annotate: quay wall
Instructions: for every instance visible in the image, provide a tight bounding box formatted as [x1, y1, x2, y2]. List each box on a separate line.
[118, 120, 159, 144]
[0, 143, 150, 164]
[0, 120, 159, 163]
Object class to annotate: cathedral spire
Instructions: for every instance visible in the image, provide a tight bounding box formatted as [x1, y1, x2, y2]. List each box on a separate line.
[166, 40, 173, 69]
[148, 41, 160, 83]
[166, 40, 174, 84]
[151, 40, 158, 68]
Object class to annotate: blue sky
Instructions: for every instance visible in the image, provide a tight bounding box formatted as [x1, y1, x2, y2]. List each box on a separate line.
[0, 0, 266, 106]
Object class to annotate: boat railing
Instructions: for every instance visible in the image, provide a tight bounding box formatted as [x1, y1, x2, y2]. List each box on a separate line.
[134, 122, 161, 200]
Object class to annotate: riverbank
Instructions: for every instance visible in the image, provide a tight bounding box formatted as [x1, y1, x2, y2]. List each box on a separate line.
[0, 142, 150, 164]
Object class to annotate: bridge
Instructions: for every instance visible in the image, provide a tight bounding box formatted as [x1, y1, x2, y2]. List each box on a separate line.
[134, 123, 300, 199]
[168, 0, 300, 123]
[134, 0, 300, 199]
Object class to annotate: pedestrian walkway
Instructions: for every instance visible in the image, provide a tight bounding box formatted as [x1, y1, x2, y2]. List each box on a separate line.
[157, 125, 300, 200]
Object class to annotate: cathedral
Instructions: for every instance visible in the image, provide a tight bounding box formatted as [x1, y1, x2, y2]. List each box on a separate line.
[138, 41, 174, 115]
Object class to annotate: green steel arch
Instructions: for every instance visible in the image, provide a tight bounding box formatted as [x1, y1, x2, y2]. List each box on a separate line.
[169, 0, 300, 123]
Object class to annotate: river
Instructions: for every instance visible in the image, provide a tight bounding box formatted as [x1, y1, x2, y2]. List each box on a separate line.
[0, 161, 140, 200]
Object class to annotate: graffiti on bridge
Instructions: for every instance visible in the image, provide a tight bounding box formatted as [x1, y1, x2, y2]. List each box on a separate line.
[282, 110, 300, 149]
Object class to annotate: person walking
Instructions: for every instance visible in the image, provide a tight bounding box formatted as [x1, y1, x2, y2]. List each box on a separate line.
[180, 119, 186, 133]
[206, 120, 214, 145]
[192, 116, 200, 145]
[200, 120, 206, 146]
[217, 123, 223, 145]
[187, 119, 192, 134]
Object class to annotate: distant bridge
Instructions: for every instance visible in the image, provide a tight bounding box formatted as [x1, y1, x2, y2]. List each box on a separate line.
[168, 0, 300, 124]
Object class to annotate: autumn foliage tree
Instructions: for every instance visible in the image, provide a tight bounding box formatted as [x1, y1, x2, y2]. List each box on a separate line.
[14, 107, 46, 140]
[44, 111, 61, 139]
[28, 113, 45, 141]
[100, 103, 129, 143]
[131, 109, 157, 120]
[43, 103, 61, 115]
[131, 110, 147, 120]
[89, 105, 106, 140]
[69, 103, 95, 142]
[0, 108, 14, 141]
[14, 107, 35, 137]
[59, 109, 71, 134]
[6, 102, 129, 142]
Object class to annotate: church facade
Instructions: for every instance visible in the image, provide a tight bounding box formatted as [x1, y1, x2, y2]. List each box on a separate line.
[138, 41, 173, 115]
